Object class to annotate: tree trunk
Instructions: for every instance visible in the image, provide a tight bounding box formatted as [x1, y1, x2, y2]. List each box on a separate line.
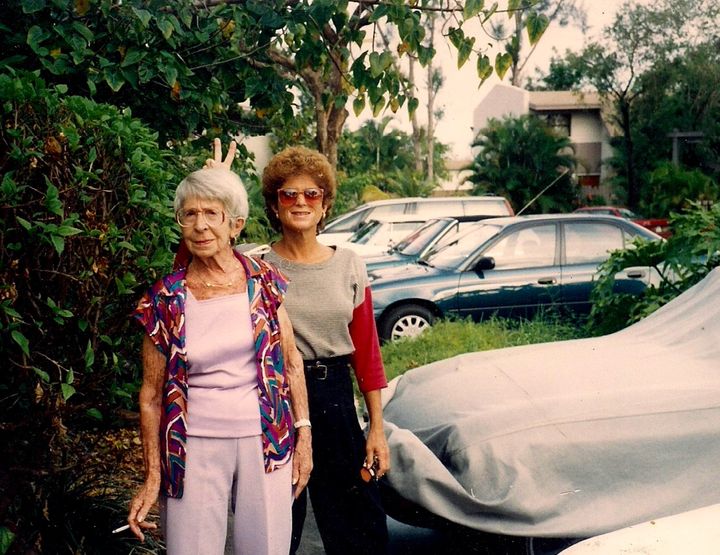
[301, 53, 347, 170]
[408, 56, 424, 173]
[426, 20, 436, 182]
[619, 96, 639, 209]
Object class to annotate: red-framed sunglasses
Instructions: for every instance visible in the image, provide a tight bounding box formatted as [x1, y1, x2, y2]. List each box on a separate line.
[277, 188, 324, 207]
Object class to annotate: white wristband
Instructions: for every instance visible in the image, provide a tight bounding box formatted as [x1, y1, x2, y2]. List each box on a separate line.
[293, 418, 312, 429]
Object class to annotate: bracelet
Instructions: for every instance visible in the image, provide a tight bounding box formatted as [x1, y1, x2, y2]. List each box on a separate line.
[293, 418, 312, 429]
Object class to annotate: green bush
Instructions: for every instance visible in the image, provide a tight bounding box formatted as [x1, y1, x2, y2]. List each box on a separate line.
[640, 163, 718, 216]
[0, 70, 185, 550]
[589, 201, 720, 334]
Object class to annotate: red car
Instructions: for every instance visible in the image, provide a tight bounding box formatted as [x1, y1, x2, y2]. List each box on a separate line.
[574, 206, 671, 238]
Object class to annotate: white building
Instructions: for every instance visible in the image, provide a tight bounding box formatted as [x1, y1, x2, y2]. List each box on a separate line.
[471, 84, 618, 202]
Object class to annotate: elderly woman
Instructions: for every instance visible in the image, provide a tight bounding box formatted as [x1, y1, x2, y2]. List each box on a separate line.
[127, 166, 312, 555]
[204, 141, 391, 554]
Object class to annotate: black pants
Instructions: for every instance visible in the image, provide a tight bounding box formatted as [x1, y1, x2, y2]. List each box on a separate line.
[290, 362, 388, 555]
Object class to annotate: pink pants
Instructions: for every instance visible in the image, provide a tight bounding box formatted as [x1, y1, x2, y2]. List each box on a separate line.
[162, 435, 293, 555]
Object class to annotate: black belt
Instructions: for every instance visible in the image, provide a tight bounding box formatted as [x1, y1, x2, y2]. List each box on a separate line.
[303, 355, 352, 380]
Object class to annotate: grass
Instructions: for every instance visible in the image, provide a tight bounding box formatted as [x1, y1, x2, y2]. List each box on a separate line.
[379, 315, 587, 382]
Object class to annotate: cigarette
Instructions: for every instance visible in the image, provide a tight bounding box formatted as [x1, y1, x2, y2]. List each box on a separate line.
[112, 524, 130, 534]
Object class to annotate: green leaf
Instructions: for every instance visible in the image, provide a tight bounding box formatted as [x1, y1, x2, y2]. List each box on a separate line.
[103, 68, 125, 92]
[162, 65, 178, 87]
[33, 367, 50, 383]
[66, 368, 74, 384]
[368, 52, 383, 78]
[117, 240, 137, 251]
[463, 0, 484, 20]
[11, 330, 29, 356]
[507, 0, 522, 18]
[0, 526, 15, 554]
[457, 36, 475, 69]
[55, 84, 68, 94]
[448, 27, 464, 50]
[21, 0, 45, 14]
[407, 96, 419, 117]
[50, 234, 64, 254]
[60, 383, 76, 401]
[156, 17, 174, 40]
[132, 8, 152, 28]
[56, 225, 82, 237]
[352, 95, 365, 117]
[477, 54, 493, 82]
[86, 408, 103, 421]
[371, 96, 385, 117]
[44, 179, 63, 215]
[26, 26, 50, 56]
[16, 216, 32, 231]
[84, 340, 94, 369]
[71, 21, 94, 43]
[495, 52, 513, 80]
[121, 48, 146, 67]
[526, 12, 550, 46]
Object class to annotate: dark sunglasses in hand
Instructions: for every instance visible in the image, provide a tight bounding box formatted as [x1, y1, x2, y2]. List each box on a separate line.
[277, 188, 324, 207]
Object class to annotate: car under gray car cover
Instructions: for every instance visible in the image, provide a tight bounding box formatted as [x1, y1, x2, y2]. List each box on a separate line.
[381, 267, 720, 539]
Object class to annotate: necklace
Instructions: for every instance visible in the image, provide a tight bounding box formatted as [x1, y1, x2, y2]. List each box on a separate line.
[201, 278, 237, 288]
[192, 263, 243, 288]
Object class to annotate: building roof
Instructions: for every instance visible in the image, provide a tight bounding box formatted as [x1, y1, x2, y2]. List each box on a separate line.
[528, 90, 602, 111]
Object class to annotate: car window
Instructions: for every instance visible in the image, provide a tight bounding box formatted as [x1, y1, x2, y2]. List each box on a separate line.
[324, 207, 369, 232]
[564, 222, 624, 264]
[395, 219, 451, 255]
[426, 223, 503, 269]
[483, 225, 556, 270]
[414, 200, 464, 217]
[368, 204, 408, 219]
[350, 220, 382, 244]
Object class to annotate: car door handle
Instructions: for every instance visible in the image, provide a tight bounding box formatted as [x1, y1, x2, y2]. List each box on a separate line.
[537, 277, 557, 285]
[626, 271, 644, 279]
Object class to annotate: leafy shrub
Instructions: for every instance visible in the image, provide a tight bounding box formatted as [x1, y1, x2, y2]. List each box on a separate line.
[589, 201, 720, 334]
[0, 70, 185, 549]
[640, 163, 718, 216]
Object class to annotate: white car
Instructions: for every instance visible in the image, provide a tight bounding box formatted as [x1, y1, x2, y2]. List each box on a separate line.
[559, 503, 720, 554]
[335, 218, 425, 257]
[318, 195, 514, 245]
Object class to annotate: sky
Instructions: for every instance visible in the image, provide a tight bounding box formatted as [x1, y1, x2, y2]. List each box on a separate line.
[347, 1, 631, 161]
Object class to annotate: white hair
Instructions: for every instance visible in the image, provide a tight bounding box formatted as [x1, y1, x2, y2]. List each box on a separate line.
[173, 169, 249, 220]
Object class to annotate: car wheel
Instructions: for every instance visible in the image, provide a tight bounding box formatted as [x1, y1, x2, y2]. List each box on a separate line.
[380, 304, 435, 342]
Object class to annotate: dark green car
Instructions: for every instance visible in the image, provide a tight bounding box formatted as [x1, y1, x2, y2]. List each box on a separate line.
[370, 214, 662, 341]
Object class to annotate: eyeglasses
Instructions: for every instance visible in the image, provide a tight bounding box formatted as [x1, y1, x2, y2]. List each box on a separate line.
[176, 208, 226, 228]
[277, 188, 324, 207]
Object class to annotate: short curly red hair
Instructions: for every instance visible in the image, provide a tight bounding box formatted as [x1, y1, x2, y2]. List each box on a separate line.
[261, 146, 337, 233]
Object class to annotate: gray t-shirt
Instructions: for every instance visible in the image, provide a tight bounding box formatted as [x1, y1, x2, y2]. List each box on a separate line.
[264, 247, 368, 360]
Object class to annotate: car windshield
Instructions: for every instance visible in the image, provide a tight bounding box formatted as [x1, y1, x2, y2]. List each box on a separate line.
[393, 219, 452, 256]
[349, 220, 382, 244]
[424, 223, 502, 269]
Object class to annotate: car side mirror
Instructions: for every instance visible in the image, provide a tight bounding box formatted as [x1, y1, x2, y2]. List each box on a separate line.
[475, 256, 495, 271]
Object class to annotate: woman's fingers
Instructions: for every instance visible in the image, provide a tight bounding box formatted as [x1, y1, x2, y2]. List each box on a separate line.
[223, 140, 237, 167]
[209, 138, 237, 170]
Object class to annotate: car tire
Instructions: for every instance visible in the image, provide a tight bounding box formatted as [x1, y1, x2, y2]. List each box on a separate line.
[380, 304, 435, 342]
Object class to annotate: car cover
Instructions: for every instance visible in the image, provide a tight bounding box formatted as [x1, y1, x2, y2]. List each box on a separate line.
[381, 268, 720, 538]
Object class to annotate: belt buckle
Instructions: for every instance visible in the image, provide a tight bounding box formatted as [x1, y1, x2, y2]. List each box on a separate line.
[313, 362, 328, 380]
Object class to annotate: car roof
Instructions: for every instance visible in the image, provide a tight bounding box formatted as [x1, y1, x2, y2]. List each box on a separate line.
[467, 213, 662, 237]
[358, 195, 505, 207]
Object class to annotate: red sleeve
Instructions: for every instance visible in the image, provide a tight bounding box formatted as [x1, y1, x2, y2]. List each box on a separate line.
[173, 241, 191, 271]
[349, 286, 388, 393]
